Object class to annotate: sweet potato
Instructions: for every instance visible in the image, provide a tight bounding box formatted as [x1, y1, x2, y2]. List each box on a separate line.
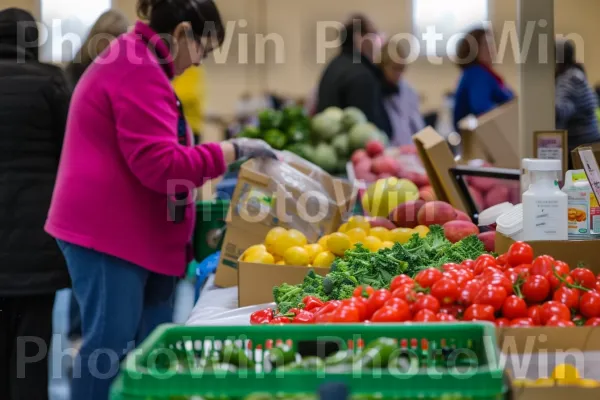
[443, 220, 480, 243]
[419, 185, 436, 202]
[366, 217, 397, 230]
[389, 200, 426, 228]
[455, 210, 472, 222]
[484, 185, 510, 208]
[417, 201, 457, 227]
[477, 231, 496, 252]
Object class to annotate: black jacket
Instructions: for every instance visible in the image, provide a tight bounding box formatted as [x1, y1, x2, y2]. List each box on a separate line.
[0, 8, 71, 295]
[316, 49, 393, 137]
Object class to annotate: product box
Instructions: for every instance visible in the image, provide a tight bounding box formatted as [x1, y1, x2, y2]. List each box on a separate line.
[238, 261, 329, 307]
[458, 100, 520, 168]
[572, 143, 600, 170]
[215, 156, 355, 287]
[512, 387, 600, 400]
[413, 127, 469, 213]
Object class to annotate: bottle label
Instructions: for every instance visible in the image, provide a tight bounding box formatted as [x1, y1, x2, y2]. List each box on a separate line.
[532, 199, 563, 236]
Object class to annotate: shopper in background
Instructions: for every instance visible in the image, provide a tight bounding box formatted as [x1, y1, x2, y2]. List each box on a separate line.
[315, 14, 392, 137]
[453, 27, 514, 131]
[66, 10, 129, 87]
[45, 1, 274, 399]
[0, 8, 70, 400]
[173, 65, 206, 143]
[555, 39, 600, 152]
[379, 40, 425, 145]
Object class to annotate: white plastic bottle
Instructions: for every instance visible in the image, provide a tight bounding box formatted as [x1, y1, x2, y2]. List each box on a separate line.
[522, 159, 568, 241]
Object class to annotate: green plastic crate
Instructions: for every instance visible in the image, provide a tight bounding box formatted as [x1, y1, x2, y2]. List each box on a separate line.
[193, 200, 230, 263]
[112, 324, 504, 400]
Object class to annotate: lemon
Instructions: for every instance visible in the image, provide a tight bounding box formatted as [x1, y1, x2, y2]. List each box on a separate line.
[242, 244, 266, 261]
[265, 227, 287, 247]
[389, 228, 414, 244]
[317, 235, 330, 251]
[283, 246, 310, 266]
[413, 225, 430, 238]
[313, 251, 335, 268]
[327, 232, 352, 256]
[273, 229, 307, 256]
[347, 215, 370, 233]
[369, 227, 390, 241]
[304, 244, 324, 263]
[276, 260, 286, 265]
[533, 378, 555, 387]
[245, 251, 275, 264]
[576, 379, 600, 388]
[346, 227, 368, 244]
[381, 241, 394, 249]
[338, 223, 349, 233]
[551, 364, 580, 381]
[363, 236, 383, 252]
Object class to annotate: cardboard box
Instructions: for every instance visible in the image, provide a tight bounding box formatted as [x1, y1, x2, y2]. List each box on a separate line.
[512, 387, 600, 400]
[572, 143, 600, 170]
[215, 157, 355, 287]
[413, 127, 469, 213]
[458, 100, 520, 168]
[238, 261, 329, 307]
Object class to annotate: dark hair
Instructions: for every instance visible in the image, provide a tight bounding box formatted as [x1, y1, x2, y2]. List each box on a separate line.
[0, 8, 39, 59]
[455, 28, 488, 69]
[137, 0, 225, 51]
[556, 39, 585, 76]
[340, 14, 377, 52]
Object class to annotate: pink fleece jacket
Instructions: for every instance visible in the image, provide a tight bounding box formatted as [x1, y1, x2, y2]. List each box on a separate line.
[46, 22, 226, 276]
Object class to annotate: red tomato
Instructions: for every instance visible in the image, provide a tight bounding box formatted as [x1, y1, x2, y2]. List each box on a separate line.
[392, 284, 418, 303]
[528, 305, 542, 325]
[530, 255, 556, 279]
[474, 284, 508, 312]
[585, 317, 600, 327]
[439, 305, 464, 318]
[442, 270, 459, 282]
[510, 318, 535, 327]
[329, 305, 360, 323]
[545, 316, 576, 327]
[453, 269, 474, 287]
[365, 289, 392, 319]
[414, 268, 443, 289]
[461, 259, 476, 271]
[483, 273, 514, 295]
[580, 291, 600, 318]
[342, 298, 367, 321]
[384, 298, 411, 321]
[481, 267, 503, 277]
[501, 295, 528, 320]
[572, 314, 585, 326]
[463, 304, 495, 322]
[431, 278, 460, 305]
[495, 317, 510, 327]
[496, 253, 508, 266]
[371, 305, 409, 323]
[437, 313, 457, 322]
[506, 242, 534, 267]
[413, 309, 438, 322]
[390, 275, 414, 293]
[540, 301, 571, 325]
[474, 254, 497, 276]
[571, 268, 597, 290]
[458, 280, 483, 307]
[353, 285, 375, 298]
[413, 294, 441, 314]
[442, 263, 463, 272]
[505, 268, 529, 285]
[595, 280, 600, 293]
[555, 261, 571, 276]
[522, 275, 551, 303]
[552, 287, 580, 310]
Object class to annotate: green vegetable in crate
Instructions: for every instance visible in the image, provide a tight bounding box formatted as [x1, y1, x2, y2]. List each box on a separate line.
[263, 129, 287, 150]
[259, 109, 283, 130]
[222, 343, 255, 368]
[342, 107, 367, 131]
[286, 143, 313, 161]
[286, 124, 310, 144]
[313, 143, 338, 172]
[311, 113, 341, 141]
[323, 106, 344, 121]
[353, 338, 396, 369]
[282, 106, 307, 129]
[331, 134, 350, 157]
[239, 126, 261, 139]
[349, 122, 380, 150]
[268, 343, 296, 367]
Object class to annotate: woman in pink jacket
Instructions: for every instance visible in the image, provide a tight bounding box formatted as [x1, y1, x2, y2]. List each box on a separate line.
[45, 1, 273, 398]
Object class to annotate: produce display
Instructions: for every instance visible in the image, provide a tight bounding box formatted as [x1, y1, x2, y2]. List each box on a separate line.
[253, 240, 600, 326]
[240, 106, 386, 174]
[512, 363, 600, 388]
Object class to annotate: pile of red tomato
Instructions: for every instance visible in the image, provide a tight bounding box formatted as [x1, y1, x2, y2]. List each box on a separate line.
[253, 242, 600, 327]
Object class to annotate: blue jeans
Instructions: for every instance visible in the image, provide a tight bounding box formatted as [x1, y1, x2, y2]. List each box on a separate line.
[57, 240, 176, 400]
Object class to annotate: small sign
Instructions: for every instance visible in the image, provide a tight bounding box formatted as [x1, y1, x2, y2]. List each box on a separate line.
[533, 131, 568, 175]
[578, 147, 600, 205]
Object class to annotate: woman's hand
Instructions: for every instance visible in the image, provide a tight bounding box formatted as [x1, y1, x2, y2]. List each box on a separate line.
[227, 138, 277, 161]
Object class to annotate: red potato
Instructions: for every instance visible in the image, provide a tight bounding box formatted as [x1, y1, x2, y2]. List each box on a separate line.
[355, 169, 377, 183]
[455, 210, 472, 222]
[389, 200, 426, 228]
[412, 173, 430, 188]
[484, 185, 510, 208]
[351, 149, 369, 165]
[417, 201, 457, 227]
[468, 186, 484, 210]
[477, 231, 496, 252]
[354, 159, 372, 173]
[366, 217, 397, 230]
[378, 173, 394, 179]
[398, 144, 418, 155]
[366, 140, 385, 157]
[443, 220, 480, 243]
[371, 156, 398, 175]
[470, 176, 496, 192]
[419, 186, 436, 202]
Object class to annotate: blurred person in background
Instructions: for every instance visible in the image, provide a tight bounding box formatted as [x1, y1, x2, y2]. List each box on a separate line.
[64, 8, 129, 359]
[173, 65, 206, 143]
[379, 39, 425, 145]
[315, 14, 392, 137]
[555, 39, 600, 153]
[0, 8, 70, 400]
[45, 1, 274, 398]
[453, 27, 514, 131]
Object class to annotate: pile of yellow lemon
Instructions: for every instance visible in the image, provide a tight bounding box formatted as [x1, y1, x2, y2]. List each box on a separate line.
[241, 216, 432, 268]
[512, 364, 600, 388]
